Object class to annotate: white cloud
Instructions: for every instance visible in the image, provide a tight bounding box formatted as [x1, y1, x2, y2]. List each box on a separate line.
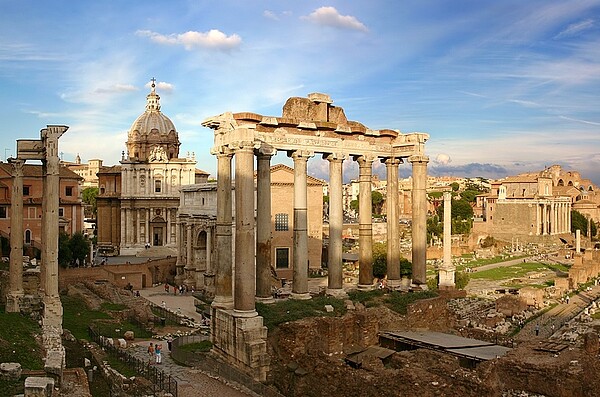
[263, 10, 278, 21]
[555, 19, 595, 39]
[145, 80, 174, 93]
[94, 84, 138, 94]
[302, 7, 368, 32]
[136, 29, 242, 51]
[435, 153, 451, 165]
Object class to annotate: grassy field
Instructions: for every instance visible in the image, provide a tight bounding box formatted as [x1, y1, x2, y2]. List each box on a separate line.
[469, 262, 564, 281]
[257, 296, 347, 330]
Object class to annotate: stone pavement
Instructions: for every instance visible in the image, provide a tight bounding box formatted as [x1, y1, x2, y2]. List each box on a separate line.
[515, 283, 600, 342]
[131, 285, 256, 397]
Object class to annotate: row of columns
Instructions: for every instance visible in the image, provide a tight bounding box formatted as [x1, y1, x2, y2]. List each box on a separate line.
[122, 167, 192, 196]
[120, 207, 174, 247]
[537, 201, 571, 235]
[211, 142, 429, 314]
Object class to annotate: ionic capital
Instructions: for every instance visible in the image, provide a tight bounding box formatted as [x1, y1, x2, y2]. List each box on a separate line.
[8, 158, 25, 176]
[381, 157, 403, 166]
[323, 153, 346, 163]
[354, 154, 377, 167]
[289, 150, 314, 161]
[408, 154, 429, 164]
[256, 143, 276, 158]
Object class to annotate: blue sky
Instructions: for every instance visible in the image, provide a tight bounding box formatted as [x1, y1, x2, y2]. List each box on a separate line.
[1, 0, 600, 185]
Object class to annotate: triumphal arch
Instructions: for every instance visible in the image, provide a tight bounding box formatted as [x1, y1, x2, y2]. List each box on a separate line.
[202, 93, 429, 381]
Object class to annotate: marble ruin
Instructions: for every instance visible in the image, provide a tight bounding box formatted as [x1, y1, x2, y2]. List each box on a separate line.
[202, 93, 429, 380]
[6, 125, 68, 384]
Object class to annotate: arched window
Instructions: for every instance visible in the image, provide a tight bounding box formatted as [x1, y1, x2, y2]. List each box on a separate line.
[25, 230, 32, 245]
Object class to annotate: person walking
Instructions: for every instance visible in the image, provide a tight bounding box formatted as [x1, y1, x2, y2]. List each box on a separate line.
[535, 324, 540, 336]
[147, 343, 155, 363]
[155, 343, 162, 364]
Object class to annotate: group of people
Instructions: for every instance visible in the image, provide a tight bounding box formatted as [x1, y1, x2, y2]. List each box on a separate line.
[164, 282, 195, 295]
[147, 342, 163, 364]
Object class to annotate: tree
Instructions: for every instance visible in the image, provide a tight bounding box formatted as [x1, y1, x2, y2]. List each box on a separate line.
[69, 232, 90, 267]
[450, 182, 460, 191]
[372, 241, 412, 279]
[455, 271, 470, 290]
[58, 232, 72, 268]
[435, 198, 474, 235]
[571, 210, 597, 237]
[82, 187, 99, 219]
[372, 191, 384, 216]
[350, 199, 359, 215]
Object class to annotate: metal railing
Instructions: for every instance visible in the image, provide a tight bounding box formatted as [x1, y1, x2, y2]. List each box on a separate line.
[171, 335, 285, 397]
[88, 326, 178, 397]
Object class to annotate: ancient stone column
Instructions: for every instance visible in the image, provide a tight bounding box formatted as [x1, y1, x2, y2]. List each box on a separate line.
[409, 155, 429, 286]
[42, 126, 66, 301]
[175, 221, 184, 283]
[357, 155, 374, 289]
[182, 224, 193, 286]
[385, 157, 401, 288]
[291, 150, 312, 300]
[6, 158, 25, 313]
[326, 154, 345, 297]
[234, 144, 258, 315]
[576, 229, 581, 253]
[256, 150, 274, 302]
[212, 151, 234, 309]
[438, 191, 455, 289]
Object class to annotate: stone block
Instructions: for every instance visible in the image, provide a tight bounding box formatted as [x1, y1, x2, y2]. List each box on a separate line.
[0, 362, 22, 381]
[324, 304, 334, 313]
[117, 338, 127, 348]
[124, 331, 135, 340]
[24, 376, 54, 397]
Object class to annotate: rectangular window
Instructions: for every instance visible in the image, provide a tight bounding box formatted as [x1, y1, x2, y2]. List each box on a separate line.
[275, 248, 290, 269]
[0, 206, 7, 218]
[275, 213, 289, 231]
[23, 186, 30, 196]
[155, 180, 162, 193]
[66, 186, 73, 196]
[58, 208, 64, 217]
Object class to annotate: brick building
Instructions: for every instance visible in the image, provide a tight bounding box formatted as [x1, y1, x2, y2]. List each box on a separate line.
[0, 162, 84, 256]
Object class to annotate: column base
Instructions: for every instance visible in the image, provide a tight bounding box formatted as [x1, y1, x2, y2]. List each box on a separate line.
[233, 309, 258, 318]
[211, 308, 270, 382]
[326, 288, 348, 299]
[5, 291, 24, 313]
[255, 296, 276, 304]
[212, 295, 234, 310]
[386, 279, 402, 290]
[290, 292, 312, 300]
[410, 283, 429, 292]
[357, 283, 375, 291]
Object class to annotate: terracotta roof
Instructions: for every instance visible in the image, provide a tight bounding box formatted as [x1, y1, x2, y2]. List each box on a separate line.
[267, 163, 326, 185]
[0, 163, 82, 180]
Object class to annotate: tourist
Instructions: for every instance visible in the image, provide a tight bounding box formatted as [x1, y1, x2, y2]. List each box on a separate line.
[155, 343, 162, 364]
[566, 295, 570, 304]
[147, 343, 155, 362]
[161, 301, 166, 309]
[164, 283, 169, 293]
[535, 324, 540, 336]
[173, 285, 177, 295]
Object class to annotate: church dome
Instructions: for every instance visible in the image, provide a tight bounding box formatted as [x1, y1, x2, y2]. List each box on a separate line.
[126, 79, 180, 162]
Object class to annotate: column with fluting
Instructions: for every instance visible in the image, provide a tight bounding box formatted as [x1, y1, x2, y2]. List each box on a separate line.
[357, 155, 374, 289]
[6, 158, 24, 312]
[409, 155, 429, 286]
[291, 150, 312, 300]
[212, 150, 234, 309]
[326, 154, 346, 297]
[385, 157, 401, 288]
[256, 149, 274, 301]
[234, 144, 258, 315]
[438, 191, 455, 289]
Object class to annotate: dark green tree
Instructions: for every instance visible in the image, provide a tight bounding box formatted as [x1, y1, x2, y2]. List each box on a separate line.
[82, 187, 99, 219]
[372, 242, 387, 279]
[58, 232, 72, 268]
[69, 232, 90, 267]
[372, 191, 384, 216]
[571, 210, 597, 237]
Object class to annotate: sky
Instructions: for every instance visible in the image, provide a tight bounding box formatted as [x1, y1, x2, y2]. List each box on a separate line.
[1, 0, 600, 185]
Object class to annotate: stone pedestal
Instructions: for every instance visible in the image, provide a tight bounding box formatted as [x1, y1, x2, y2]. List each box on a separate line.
[5, 292, 23, 313]
[211, 308, 270, 382]
[438, 268, 456, 290]
[0, 362, 22, 381]
[24, 376, 54, 397]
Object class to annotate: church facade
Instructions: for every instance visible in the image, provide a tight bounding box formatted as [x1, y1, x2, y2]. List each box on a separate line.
[96, 81, 197, 256]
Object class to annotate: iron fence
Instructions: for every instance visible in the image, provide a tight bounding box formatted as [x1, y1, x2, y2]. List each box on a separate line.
[171, 335, 285, 397]
[88, 326, 178, 397]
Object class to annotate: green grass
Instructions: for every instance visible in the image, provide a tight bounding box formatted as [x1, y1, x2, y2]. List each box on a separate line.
[106, 355, 137, 378]
[0, 376, 26, 397]
[178, 340, 212, 353]
[257, 296, 347, 330]
[347, 289, 386, 306]
[94, 320, 152, 339]
[469, 262, 555, 280]
[0, 306, 44, 370]
[100, 302, 128, 311]
[0, 260, 8, 271]
[385, 290, 439, 314]
[62, 295, 112, 340]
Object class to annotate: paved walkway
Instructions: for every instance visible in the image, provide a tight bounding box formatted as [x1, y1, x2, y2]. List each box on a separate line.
[515, 283, 600, 342]
[131, 285, 256, 397]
